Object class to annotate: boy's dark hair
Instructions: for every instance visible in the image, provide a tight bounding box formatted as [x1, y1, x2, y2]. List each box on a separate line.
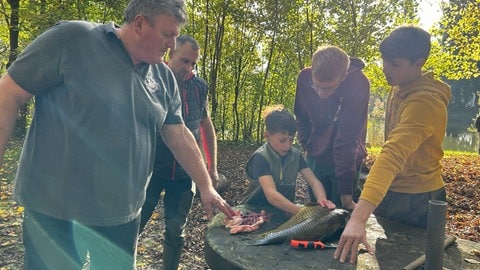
[379, 25, 431, 63]
[263, 105, 297, 135]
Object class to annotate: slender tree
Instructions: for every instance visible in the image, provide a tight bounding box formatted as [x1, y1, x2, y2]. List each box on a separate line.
[4, 0, 19, 68]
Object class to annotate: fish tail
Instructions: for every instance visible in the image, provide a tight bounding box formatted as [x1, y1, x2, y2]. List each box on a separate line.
[245, 235, 276, 246]
[250, 230, 288, 245]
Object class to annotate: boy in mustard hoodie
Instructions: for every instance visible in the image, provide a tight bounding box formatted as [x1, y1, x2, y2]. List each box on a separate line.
[334, 25, 452, 264]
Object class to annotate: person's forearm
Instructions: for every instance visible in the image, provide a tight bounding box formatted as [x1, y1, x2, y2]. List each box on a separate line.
[310, 181, 328, 202]
[0, 74, 32, 166]
[200, 117, 217, 172]
[350, 199, 376, 223]
[302, 168, 327, 202]
[267, 193, 301, 215]
[162, 125, 213, 193]
[0, 110, 17, 166]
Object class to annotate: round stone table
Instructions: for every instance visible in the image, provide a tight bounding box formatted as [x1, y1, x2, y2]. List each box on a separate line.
[204, 204, 480, 270]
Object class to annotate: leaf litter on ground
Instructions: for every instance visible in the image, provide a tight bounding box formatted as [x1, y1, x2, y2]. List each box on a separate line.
[0, 142, 479, 269]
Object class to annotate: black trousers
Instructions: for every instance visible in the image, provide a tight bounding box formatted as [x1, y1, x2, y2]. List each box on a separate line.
[374, 187, 447, 228]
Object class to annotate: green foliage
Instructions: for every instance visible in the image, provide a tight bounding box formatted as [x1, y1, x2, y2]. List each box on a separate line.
[443, 149, 479, 156]
[367, 98, 386, 146]
[367, 145, 478, 160]
[432, 0, 480, 80]
[367, 145, 382, 155]
[0, 26, 8, 70]
[4, 0, 478, 143]
[364, 62, 389, 97]
[0, 0, 126, 70]
[183, 0, 421, 142]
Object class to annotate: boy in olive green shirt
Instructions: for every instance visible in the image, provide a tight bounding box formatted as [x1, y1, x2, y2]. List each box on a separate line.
[242, 105, 335, 215]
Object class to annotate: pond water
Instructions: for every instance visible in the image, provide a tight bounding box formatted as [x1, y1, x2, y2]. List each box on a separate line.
[367, 123, 479, 153]
[444, 107, 479, 153]
[443, 132, 479, 153]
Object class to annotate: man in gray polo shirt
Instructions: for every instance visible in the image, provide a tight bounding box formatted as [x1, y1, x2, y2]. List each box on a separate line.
[0, 0, 234, 269]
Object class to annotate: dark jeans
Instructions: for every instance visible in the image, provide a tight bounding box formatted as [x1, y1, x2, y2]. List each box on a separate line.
[374, 187, 447, 228]
[306, 155, 362, 206]
[22, 209, 140, 270]
[140, 176, 195, 248]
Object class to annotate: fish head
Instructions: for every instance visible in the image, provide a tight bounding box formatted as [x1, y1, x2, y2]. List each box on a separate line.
[331, 209, 350, 227]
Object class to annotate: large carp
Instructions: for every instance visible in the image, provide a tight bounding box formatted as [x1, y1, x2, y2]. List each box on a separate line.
[250, 205, 349, 245]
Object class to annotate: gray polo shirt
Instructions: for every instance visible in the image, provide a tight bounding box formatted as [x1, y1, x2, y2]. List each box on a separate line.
[8, 21, 183, 226]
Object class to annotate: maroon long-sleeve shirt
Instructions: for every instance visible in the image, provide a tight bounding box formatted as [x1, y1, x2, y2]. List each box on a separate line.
[294, 58, 370, 195]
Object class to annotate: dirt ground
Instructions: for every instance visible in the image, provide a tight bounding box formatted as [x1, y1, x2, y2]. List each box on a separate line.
[1, 142, 479, 269]
[138, 143, 480, 269]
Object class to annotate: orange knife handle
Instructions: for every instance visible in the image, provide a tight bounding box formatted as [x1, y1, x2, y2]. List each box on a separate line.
[290, 239, 325, 249]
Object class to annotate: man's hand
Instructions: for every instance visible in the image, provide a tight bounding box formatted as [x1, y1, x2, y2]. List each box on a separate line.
[334, 199, 375, 264]
[199, 186, 235, 219]
[317, 199, 336, 210]
[334, 216, 372, 264]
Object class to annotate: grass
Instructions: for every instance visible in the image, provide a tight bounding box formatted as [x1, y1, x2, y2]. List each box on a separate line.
[367, 145, 478, 156]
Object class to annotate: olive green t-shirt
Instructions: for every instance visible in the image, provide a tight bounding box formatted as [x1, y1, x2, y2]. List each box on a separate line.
[8, 21, 183, 226]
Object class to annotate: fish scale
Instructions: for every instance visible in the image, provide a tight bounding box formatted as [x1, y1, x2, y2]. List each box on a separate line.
[250, 205, 349, 245]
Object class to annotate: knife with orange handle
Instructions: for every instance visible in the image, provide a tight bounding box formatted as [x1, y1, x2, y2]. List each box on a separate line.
[290, 239, 338, 250]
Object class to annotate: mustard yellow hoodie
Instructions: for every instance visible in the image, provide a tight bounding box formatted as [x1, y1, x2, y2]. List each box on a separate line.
[361, 72, 451, 206]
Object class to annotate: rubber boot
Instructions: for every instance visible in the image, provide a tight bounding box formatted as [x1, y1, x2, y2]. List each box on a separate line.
[162, 243, 182, 270]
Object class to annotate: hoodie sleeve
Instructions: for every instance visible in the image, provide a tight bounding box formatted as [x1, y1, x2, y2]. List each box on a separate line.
[334, 70, 370, 195]
[361, 75, 451, 206]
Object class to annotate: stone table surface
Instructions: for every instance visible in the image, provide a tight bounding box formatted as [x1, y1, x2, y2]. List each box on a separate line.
[204, 204, 480, 270]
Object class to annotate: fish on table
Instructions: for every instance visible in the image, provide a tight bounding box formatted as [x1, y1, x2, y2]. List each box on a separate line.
[249, 204, 350, 245]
